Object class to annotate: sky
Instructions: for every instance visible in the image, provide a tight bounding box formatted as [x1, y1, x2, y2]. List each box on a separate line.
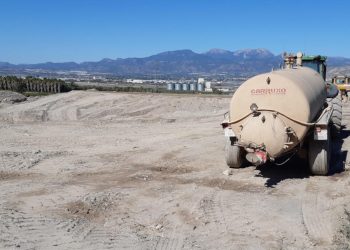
[0, 0, 349, 63]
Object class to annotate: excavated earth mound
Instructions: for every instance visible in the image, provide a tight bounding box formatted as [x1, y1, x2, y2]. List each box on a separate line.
[0, 90, 27, 104]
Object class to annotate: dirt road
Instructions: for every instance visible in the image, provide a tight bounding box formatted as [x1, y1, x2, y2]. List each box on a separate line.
[0, 90, 350, 249]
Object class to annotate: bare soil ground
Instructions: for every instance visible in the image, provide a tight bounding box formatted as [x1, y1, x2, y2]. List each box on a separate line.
[1, 90, 350, 249]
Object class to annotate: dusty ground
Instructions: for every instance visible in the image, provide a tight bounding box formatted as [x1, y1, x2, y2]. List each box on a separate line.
[0, 90, 350, 250]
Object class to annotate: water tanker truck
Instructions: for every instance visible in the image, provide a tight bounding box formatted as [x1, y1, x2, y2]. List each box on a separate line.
[222, 52, 342, 175]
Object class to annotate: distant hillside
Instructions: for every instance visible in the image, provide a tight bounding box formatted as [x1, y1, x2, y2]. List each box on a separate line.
[1, 49, 350, 77]
[327, 57, 350, 76]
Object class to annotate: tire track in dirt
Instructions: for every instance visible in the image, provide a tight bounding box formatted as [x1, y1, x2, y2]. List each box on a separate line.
[0, 150, 69, 171]
[0, 208, 74, 249]
[199, 190, 252, 246]
[199, 190, 225, 231]
[301, 183, 334, 245]
[153, 229, 185, 250]
[80, 226, 125, 249]
[55, 218, 123, 249]
[150, 193, 196, 250]
[52, 191, 140, 249]
[197, 190, 256, 248]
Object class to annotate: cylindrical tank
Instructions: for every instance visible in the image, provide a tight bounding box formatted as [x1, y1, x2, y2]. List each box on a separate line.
[190, 83, 196, 91]
[182, 83, 189, 91]
[167, 83, 174, 91]
[229, 67, 326, 158]
[205, 81, 211, 89]
[197, 83, 204, 92]
[175, 83, 181, 91]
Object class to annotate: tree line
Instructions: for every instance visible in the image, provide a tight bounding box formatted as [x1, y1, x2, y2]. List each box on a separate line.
[0, 76, 73, 93]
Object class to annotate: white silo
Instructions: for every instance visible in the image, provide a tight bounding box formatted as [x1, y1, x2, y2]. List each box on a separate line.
[189, 83, 196, 91]
[182, 83, 189, 91]
[167, 83, 174, 91]
[175, 83, 181, 91]
[197, 83, 204, 92]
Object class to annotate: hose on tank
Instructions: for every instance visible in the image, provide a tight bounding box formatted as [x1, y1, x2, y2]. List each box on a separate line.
[228, 105, 332, 127]
[273, 150, 298, 166]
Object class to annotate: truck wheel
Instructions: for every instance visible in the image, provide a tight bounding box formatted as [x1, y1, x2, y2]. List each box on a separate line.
[308, 137, 330, 176]
[225, 138, 243, 168]
[327, 94, 342, 137]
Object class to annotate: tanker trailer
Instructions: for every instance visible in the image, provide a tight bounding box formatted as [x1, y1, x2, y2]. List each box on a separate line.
[222, 52, 341, 175]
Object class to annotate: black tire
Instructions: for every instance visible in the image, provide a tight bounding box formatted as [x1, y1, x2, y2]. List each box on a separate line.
[225, 138, 243, 168]
[308, 136, 330, 176]
[327, 94, 342, 138]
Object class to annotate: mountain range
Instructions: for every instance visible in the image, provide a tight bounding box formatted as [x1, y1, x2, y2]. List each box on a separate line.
[1, 49, 350, 77]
